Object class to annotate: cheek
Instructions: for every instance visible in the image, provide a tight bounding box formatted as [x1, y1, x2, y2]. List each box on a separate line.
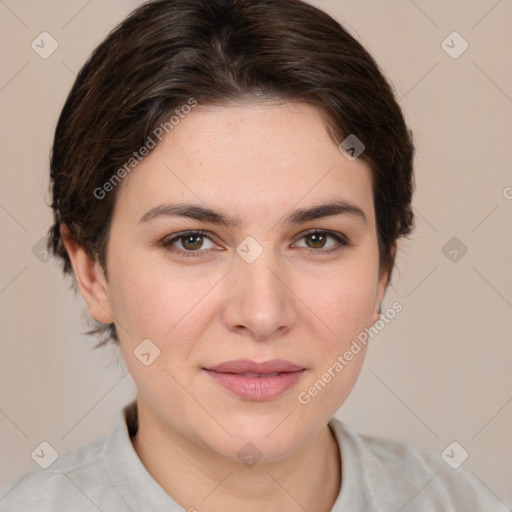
[108, 264, 212, 398]
[309, 261, 379, 344]
[295, 264, 377, 415]
[107, 260, 218, 347]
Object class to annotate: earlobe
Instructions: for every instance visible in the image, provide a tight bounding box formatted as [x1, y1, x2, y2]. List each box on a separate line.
[370, 304, 382, 327]
[370, 245, 396, 326]
[370, 282, 386, 326]
[60, 224, 114, 325]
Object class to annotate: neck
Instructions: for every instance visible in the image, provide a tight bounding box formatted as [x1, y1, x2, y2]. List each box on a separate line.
[131, 399, 341, 512]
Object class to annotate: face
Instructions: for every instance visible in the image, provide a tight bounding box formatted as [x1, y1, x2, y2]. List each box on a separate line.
[66, 101, 389, 462]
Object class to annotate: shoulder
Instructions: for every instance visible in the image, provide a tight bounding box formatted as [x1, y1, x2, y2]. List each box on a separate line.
[0, 437, 123, 512]
[329, 418, 510, 511]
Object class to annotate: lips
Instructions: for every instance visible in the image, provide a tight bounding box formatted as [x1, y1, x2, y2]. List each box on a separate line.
[206, 359, 304, 374]
[203, 359, 305, 401]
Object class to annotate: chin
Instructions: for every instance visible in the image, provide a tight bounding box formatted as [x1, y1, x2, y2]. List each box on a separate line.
[206, 430, 301, 466]
[218, 410, 313, 458]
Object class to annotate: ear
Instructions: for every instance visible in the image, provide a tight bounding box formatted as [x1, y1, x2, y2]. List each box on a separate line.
[370, 243, 396, 326]
[60, 224, 114, 325]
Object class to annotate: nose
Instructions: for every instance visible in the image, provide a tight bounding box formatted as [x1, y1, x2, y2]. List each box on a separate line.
[220, 245, 297, 341]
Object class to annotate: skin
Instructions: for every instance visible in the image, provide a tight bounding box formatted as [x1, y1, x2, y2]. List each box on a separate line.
[62, 101, 391, 512]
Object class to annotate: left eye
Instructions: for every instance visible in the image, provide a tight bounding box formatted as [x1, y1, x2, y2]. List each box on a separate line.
[295, 231, 345, 251]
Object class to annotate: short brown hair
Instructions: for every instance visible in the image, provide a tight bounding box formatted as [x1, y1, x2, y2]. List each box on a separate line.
[48, 0, 415, 347]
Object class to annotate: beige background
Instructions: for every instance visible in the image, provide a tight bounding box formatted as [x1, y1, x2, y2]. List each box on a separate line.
[0, 0, 511, 506]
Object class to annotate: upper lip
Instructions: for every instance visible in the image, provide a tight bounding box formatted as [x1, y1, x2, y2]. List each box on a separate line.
[205, 359, 305, 374]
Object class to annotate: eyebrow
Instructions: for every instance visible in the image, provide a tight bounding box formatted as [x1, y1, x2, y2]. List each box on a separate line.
[139, 199, 366, 227]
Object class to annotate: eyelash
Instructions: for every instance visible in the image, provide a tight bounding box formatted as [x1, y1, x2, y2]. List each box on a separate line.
[161, 229, 349, 258]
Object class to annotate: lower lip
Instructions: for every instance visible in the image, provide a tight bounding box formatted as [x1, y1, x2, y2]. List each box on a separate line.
[204, 369, 305, 401]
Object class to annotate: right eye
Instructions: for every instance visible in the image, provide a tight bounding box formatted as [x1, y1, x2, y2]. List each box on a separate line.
[161, 230, 219, 258]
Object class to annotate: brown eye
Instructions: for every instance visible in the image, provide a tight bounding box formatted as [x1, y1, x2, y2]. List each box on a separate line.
[162, 230, 217, 257]
[295, 230, 348, 254]
[180, 234, 204, 251]
[305, 232, 328, 249]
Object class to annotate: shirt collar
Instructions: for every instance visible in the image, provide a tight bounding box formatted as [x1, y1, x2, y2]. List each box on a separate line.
[103, 400, 183, 510]
[328, 417, 378, 511]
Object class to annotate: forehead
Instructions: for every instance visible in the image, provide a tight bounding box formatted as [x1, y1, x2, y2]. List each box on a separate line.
[115, 101, 375, 223]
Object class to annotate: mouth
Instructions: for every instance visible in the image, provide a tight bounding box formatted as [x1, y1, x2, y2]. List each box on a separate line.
[230, 372, 281, 377]
[203, 359, 306, 401]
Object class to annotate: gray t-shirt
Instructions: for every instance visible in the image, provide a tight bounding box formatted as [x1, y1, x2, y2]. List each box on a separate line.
[0, 400, 508, 511]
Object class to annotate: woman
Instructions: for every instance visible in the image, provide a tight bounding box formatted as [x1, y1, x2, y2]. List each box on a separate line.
[0, 0, 506, 510]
